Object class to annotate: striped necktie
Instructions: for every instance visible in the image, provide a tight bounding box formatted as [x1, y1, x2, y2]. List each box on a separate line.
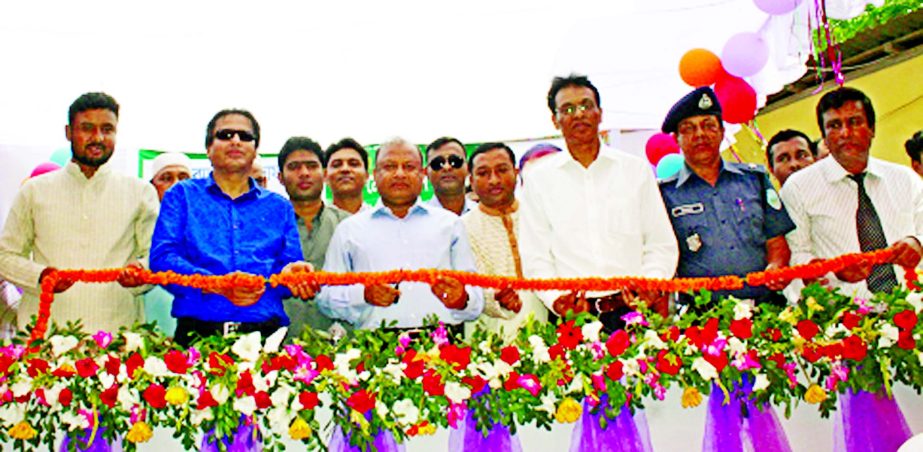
[849, 173, 897, 293]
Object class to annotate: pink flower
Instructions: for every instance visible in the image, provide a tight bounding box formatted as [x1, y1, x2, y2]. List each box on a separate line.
[186, 347, 202, 366]
[731, 350, 761, 371]
[825, 363, 850, 391]
[92, 331, 113, 349]
[517, 374, 542, 397]
[621, 311, 648, 327]
[447, 402, 467, 429]
[591, 373, 607, 392]
[589, 342, 606, 360]
[854, 297, 872, 315]
[0, 345, 25, 360]
[782, 362, 797, 389]
[431, 323, 449, 347]
[653, 382, 667, 401]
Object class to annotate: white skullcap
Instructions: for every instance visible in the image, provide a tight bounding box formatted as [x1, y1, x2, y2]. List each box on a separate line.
[150, 152, 192, 179]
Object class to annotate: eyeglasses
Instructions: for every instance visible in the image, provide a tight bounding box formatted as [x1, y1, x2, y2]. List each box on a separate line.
[428, 155, 465, 171]
[214, 129, 256, 142]
[556, 101, 597, 117]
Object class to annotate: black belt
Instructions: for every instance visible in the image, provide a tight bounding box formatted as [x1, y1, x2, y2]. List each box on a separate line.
[175, 317, 283, 347]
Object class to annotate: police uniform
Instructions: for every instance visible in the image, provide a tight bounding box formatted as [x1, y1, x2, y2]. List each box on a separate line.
[658, 87, 795, 306]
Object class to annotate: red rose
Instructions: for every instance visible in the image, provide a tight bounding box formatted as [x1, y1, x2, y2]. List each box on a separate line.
[236, 371, 256, 397]
[504, 371, 521, 392]
[0, 355, 13, 376]
[898, 330, 917, 351]
[606, 361, 624, 381]
[402, 350, 424, 380]
[685, 326, 703, 349]
[606, 330, 630, 357]
[100, 385, 119, 408]
[422, 370, 445, 396]
[841, 312, 861, 330]
[299, 391, 319, 410]
[729, 318, 753, 340]
[766, 352, 785, 368]
[796, 320, 820, 341]
[556, 320, 583, 350]
[263, 355, 296, 374]
[75, 358, 99, 378]
[439, 345, 472, 371]
[841, 335, 867, 361]
[254, 391, 272, 410]
[894, 310, 918, 331]
[144, 384, 166, 409]
[315, 355, 334, 372]
[461, 376, 487, 394]
[208, 352, 234, 376]
[548, 344, 567, 361]
[500, 346, 520, 365]
[52, 365, 76, 378]
[821, 342, 844, 360]
[703, 351, 727, 372]
[105, 355, 121, 376]
[655, 350, 683, 376]
[164, 350, 190, 374]
[666, 326, 680, 342]
[763, 328, 782, 342]
[801, 344, 822, 363]
[196, 390, 217, 410]
[27, 359, 50, 378]
[58, 388, 73, 407]
[346, 390, 376, 414]
[125, 353, 144, 380]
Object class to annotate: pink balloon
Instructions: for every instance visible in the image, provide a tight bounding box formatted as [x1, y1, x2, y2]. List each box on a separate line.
[753, 0, 803, 15]
[645, 133, 680, 165]
[721, 32, 769, 77]
[714, 76, 757, 124]
[30, 162, 61, 178]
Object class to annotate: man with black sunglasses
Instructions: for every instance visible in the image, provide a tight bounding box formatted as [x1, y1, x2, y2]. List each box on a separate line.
[425, 137, 476, 216]
[151, 109, 317, 348]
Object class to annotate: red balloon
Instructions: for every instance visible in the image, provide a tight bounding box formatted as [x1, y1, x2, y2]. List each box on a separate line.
[645, 133, 680, 165]
[678, 48, 723, 87]
[714, 75, 757, 124]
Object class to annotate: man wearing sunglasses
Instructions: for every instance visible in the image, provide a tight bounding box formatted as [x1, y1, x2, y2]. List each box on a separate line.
[519, 75, 679, 332]
[425, 137, 476, 216]
[151, 109, 316, 347]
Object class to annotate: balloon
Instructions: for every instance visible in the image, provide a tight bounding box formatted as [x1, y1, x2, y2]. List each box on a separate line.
[721, 32, 769, 77]
[714, 75, 758, 124]
[49, 148, 71, 167]
[753, 0, 803, 15]
[30, 162, 61, 178]
[645, 133, 680, 165]
[656, 154, 685, 180]
[678, 48, 723, 87]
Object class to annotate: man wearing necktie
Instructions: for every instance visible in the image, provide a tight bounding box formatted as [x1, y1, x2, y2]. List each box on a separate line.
[780, 87, 923, 300]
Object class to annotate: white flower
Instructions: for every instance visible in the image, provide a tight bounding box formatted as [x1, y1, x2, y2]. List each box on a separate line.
[478, 341, 492, 354]
[190, 408, 213, 426]
[266, 407, 292, 436]
[582, 321, 604, 343]
[537, 393, 558, 414]
[123, 332, 144, 352]
[334, 349, 361, 383]
[382, 361, 404, 384]
[528, 335, 550, 363]
[0, 404, 24, 426]
[726, 338, 747, 357]
[49, 335, 79, 356]
[641, 330, 666, 351]
[375, 400, 389, 419]
[907, 291, 923, 313]
[752, 374, 770, 392]
[733, 300, 754, 320]
[232, 332, 263, 362]
[824, 323, 849, 339]
[918, 352, 923, 367]
[263, 328, 287, 354]
[264, 370, 279, 388]
[879, 324, 900, 348]
[233, 396, 257, 416]
[392, 399, 420, 426]
[211, 384, 230, 405]
[62, 411, 90, 431]
[270, 385, 294, 408]
[692, 357, 718, 381]
[445, 382, 472, 404]
[98, 372, 116, 389]
[117, 385, 136, 411]
[10, 380, 31, 398]
[43, 384, 63, 409]
[143, 357, 169, 377]
[621, 359, 641, 377]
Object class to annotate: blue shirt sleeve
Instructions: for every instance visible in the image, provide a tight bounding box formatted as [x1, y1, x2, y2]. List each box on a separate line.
[759, 172, 797, 239]
[150, 185, 214, 299]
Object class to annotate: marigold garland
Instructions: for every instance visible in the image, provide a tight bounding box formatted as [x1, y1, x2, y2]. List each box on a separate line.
[28, 248, 910, 342]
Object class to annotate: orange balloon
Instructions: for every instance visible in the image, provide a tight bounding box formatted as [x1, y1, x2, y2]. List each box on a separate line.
[679, 48, 722, 87]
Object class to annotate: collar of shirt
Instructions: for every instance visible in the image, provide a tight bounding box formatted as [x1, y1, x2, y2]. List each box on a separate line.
[820, 155, 884, 184]
[371, 199, 432, 220]
[477, 200, 519, 217]
[552, 144, 622, 171]
[427, 195, 476, 214]
[204, 172, 266, 201]
[674, 159, 740, 188]
[65, 160, 112, 182]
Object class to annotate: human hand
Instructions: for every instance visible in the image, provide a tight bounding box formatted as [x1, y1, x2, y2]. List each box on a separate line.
[629, 290, 670, 317]
[834, 261, 874, 283]
[552, 291, 589, 317]
[889, 237, 923, 269]
[495, 288, 522, 313]
[431, 276, 468, 310]
[205, 271, 265, 307]
[763, 262, 790, 292]
[40, 267, 74, 293]
[117, 261, 147, 288]
[364, 283, 400, 307]
[281, 261, 319, 300]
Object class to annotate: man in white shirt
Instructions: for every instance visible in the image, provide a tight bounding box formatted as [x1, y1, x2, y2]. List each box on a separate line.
[519, 74, 679, 331]
[780, 87, 923, 299]
[0, 92, 159, 334]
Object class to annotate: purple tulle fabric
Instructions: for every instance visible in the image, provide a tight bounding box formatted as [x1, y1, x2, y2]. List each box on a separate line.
[833, 389, 911, 452]
[60, 427, 122, 452]
[703, 381, 792, 452]
[200, 423, 262, 452]
[570, 396, 653, 452]
[328, 425, 405, 452]
[447, 407, 522, 452]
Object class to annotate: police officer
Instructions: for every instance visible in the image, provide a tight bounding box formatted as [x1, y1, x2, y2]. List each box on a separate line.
[658, 87, 794, 310]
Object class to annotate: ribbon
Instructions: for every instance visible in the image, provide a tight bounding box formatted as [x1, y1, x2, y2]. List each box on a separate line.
[703, 378, 792, 452]
[60, 427, 122, 452]
[833, 389, 911, 452]
[570, 396, 652, 452]
[328, 426, 404, 452]
[200, 422, 261, 452]
[448, 391, 522, 452]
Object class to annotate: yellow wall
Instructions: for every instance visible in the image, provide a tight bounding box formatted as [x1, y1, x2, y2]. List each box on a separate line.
[728, 52, 923, 171]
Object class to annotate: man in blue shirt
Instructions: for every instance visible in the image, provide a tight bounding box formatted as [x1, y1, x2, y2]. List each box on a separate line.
[151, 109, 315, 347]
[658, 87, 794, 309]
[318, 137, 483, 331]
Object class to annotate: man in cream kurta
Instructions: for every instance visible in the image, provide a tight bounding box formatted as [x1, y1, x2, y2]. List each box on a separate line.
[0, 92, 159, 334]
[462, 143, 547, 342]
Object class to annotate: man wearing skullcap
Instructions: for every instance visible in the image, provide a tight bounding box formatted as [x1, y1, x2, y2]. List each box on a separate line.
[658, 87, 795, 310]
[149, 152, 193, 201]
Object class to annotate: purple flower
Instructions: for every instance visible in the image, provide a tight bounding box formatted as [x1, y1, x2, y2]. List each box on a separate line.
[431, 322, 449, 347]
[731, 352, 761, 371]
[0, 345, 25, 359]
[186, 347, 202, 365]
[517, 374, 542, 397]
[284, 344, 311, 366]
[92, 331, 112, 349]
[653, 382, 667, 401]
[621, 311, 648, 327]
[591, 373, 607, 392]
